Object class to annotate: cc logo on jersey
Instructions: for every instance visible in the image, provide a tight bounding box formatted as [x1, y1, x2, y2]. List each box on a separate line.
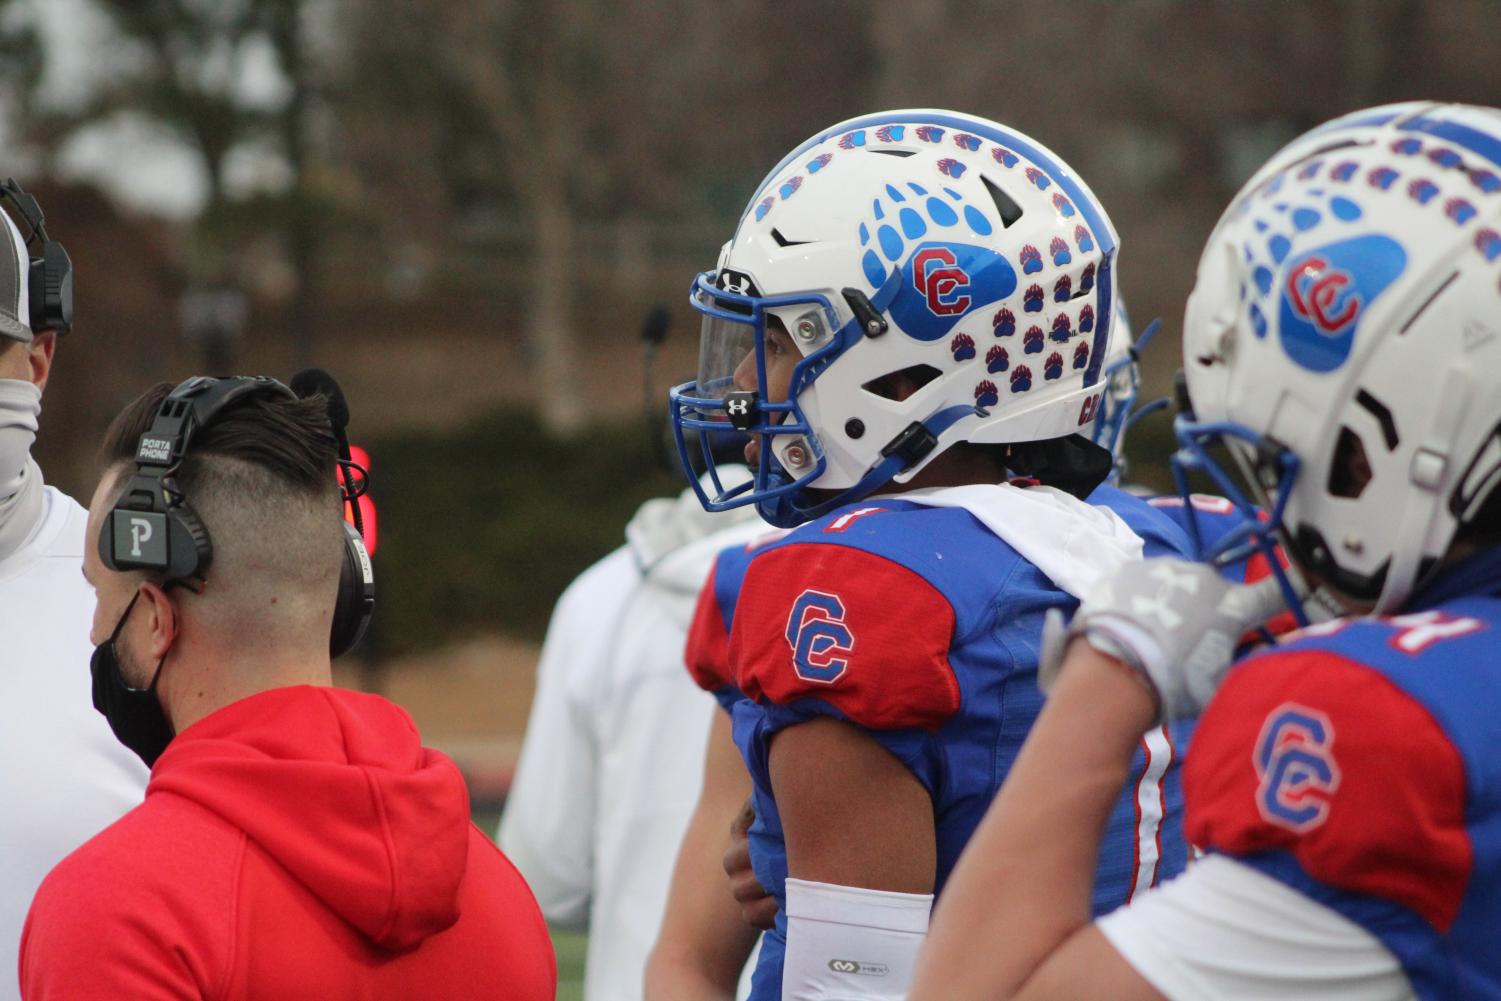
[785, 589, 855, 684]
[1254, 703, 1342, 833]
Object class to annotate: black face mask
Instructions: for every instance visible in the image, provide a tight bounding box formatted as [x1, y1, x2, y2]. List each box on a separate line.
[90, 591, 175, 768]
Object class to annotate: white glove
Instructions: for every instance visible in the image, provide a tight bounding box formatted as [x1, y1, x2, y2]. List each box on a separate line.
[1039, 558, 1294, 722]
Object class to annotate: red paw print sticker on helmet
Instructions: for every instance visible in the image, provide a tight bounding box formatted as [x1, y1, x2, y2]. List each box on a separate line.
[1050, 314, 1073, 341]
[953, 133, 982, 151]
[1080, 262, 1096, 292]
[950, 333, 976, 361]
[1009, 365, 1033, 392]
[986, 344, 1009, 373]
[1073, 341, 1090, 369]
[975, 379, 999, 408]
[1025, 166, 1050, 190]
[992, 147, 1018, 168]
[1079, 304, 1095, 333]
[1023, 284, 1045, 313]
[1050, 237, 1071, 267]
[1023, 326, 1044, 354]
[1044, 351, 1064, 380]
[1053, 275, 1072, 303]
[993, 307, 1016, 337]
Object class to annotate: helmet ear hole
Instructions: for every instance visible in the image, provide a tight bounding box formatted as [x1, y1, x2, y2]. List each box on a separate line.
[1328, 426, 1373, 500]
[861, 365, 942, 402]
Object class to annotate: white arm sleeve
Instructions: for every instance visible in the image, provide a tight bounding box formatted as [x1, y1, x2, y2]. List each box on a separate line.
[781, 878, 933, 1001]
[1097, 854, 1416, 1001]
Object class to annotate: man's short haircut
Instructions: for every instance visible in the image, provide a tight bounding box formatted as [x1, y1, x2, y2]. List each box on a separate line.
[100, 381, 340, 501]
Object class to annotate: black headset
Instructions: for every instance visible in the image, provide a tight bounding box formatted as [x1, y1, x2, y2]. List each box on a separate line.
[98, 374, 375, 657]
[0, 178, 73, 335]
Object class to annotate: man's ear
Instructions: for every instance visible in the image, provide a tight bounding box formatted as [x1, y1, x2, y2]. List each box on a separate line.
[28, 331, 55, 391]
[135, 579, 180, 659]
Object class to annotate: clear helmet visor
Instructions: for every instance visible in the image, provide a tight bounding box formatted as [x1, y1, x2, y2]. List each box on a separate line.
[694, 294, 758, 402]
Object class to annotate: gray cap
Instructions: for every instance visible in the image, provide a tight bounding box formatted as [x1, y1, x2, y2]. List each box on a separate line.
[0, 210, 31, 342]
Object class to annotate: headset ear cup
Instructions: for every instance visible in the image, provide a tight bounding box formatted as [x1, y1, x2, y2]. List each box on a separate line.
[331, 520, 375, 657]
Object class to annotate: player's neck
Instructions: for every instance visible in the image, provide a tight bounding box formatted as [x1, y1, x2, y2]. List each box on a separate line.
[877, 445, 1006, 495]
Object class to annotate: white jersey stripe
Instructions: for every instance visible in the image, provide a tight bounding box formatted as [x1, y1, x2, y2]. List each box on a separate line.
[1128, 725, 1174, 901]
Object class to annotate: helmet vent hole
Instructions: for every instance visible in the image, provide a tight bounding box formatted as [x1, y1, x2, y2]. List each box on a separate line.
[869, 149, 917, 158]
[771, 228, 812, 248]
[1355, 389, 1400, 450]
[862, 365, 942, 402]
[981, 176, 1024, 228]
[1329, 426, 1373, 500]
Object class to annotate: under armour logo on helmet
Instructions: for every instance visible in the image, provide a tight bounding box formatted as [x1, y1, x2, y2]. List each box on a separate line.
[725, 391, 758, 430]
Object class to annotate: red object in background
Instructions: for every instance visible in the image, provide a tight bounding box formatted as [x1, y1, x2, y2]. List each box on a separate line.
[339, 444, 378, 554]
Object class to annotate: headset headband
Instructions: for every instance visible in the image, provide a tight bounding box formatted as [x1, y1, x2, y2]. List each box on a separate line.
[103, 376, 296, 579]
[0, 178, 73, 336]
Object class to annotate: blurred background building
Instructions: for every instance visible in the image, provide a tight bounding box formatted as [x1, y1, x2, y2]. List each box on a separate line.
[2, 1, 1496, 992]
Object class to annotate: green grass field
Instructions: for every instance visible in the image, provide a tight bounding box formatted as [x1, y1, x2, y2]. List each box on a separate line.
[552, 931, 588, 1001]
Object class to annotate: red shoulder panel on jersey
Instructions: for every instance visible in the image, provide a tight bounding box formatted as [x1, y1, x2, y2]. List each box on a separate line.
[729, 543, 960, 731]
[1185, 649, 1471, 932]
[683, 563, 734, 694]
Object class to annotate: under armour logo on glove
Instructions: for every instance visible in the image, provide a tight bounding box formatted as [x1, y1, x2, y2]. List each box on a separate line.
[1040, 558, 1295, 723]
[1128, 563, 1204, 629]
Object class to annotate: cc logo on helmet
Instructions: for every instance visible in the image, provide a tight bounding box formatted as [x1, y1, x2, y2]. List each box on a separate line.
[1285, 256, 1360, 334]
[912, 247, 972, 316]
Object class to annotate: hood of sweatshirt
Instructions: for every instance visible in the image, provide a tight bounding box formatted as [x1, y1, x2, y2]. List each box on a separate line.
[624, 470, 767, 628]
[148, 685, 470, 952]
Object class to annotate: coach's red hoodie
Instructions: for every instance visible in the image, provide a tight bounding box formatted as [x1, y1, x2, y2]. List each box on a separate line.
[21, 685, 555, 1001]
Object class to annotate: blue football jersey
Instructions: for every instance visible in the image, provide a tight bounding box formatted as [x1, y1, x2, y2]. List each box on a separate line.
[1186, 546, 1501, 1000]
[687, 484, 1196, 1000]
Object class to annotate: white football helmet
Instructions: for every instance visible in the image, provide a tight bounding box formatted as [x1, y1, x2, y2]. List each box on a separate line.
[1175, 101, 1501, 615]
[670, 109, 1122, 526]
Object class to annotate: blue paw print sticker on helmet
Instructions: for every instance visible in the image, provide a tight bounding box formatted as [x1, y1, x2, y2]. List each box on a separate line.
[1019, 244, 1043, 274]
[975, 379, 999, 408]
[1079, 305, 1095, 333]
[986, 344, 1009, 373]
[1044, 351, 1064, 380]
[1053, 276, 1071, 302]
[1009, 365, 1033, 393]
[857, 182, 1016, 342]
[1023, 284, 1044, 313]
[993, 307, 1016, 337]
[951, 333, 976, 361]
[1050, 314, 1072, 341]
[1072, 341, 1089, 369]
[1024, 326, 1044, 354]
[1241, 173, 1407, 373]
[1050, 237, 1071, 267]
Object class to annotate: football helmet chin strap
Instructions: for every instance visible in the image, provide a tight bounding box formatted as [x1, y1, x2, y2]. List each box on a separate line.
[781, 878, 932, 1001]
